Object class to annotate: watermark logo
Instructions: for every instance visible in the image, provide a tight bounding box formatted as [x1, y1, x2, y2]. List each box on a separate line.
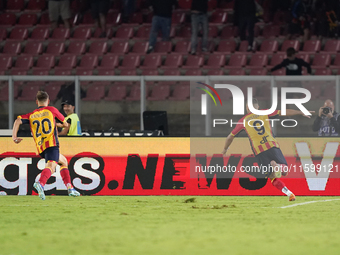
[197, 82, 222, 115]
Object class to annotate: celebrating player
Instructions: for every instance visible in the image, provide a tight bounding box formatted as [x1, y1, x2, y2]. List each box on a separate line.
[12, 91, 80, 200]
[222, 99, 314, 201]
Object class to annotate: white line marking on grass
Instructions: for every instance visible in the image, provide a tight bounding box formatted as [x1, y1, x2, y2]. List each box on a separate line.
[280, 199, 340, 209]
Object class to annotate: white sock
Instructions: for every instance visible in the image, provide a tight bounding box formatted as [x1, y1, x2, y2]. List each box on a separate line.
[282, 186, 293, 196]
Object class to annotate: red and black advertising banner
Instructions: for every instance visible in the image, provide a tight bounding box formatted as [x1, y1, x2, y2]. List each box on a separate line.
[1, 137, 340, 196]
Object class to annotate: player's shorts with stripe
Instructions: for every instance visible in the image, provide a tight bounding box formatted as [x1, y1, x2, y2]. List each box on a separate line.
[39, 146, 60, 163]
[255, 147, 287, 178]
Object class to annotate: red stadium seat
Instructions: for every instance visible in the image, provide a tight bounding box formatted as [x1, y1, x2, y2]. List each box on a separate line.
[0, 28, 7, 40]
[0, 13, 16, 27]
[32, 69, 49, 75]
[0, 84, 19, 100]
[82, 85, 105, 101]
[210, 10, 227, 24]
[220, 26, 238, 39]
[72, 27, 91, 40]
[207, 69, 224, 75]
[66, 41, 86, 55]
[312, 53, 331, 68]
[296, 53, 310, 63]
[238, 40, 250, 52]
[153, 41, 172, 54]
[228, 53, 247, 68]
[141, 69, 159, 75]
[23, 41, 43, 55]
[97, 54, 119, 70]
[259, 40, 279, 53]
[147, 84, 170, 101]
[106, 11, 121, 25]
[81, 11, 94, 25]
[228, 68, 246, 75]
[323, 40, 340, 54]
[135, 25, 152, 39]
[110, 41, 129, 55]
[182, 55, 204, 69]
[163, 69, 180, 75]
[17, 84, 42, 101]
[12, 55, 33, 70]
[114, 26, 134, 39]
[10, 69, 27, 75]
[208, 0, 217, 11]
[54, 55, 77, 70]
[51, 28, 70, 40]
[262, 25, 281, 38]
[76, 69, 94, 76]
[281, 40, 300, 52]
[18, 13, 37, 26]
[120, 69, 136, 75]
[271, 69, 285, 75]
[162, 54, 183, 69]
[45, 41, 65, 55]
[314, 68, 332, 75]
[203, 55, 226, 69]
[77, 55, 98, 70]
[97, 69, 115, 75]
[248, 54, 268, 68]
[215, 40, 236, 54]
[173, 41, 191, 54]
[178, 0, 192, 9]
[128, 12, 143, 24]
[140, 54, 161, 70]
[130, 41, 149, 54]
[168, 83, 190, 100]
[88, 41, 108, 55]
[172, 11, 185, 24]
[185, 69, 202, 75]
[301, 40, 321, 53]
[33, 55, 55, 70]
[268, 53, 286, 68]
[43, 83, 61, 101]
[9, 27, 28, 40]
[26, 0, 46, 12]
[29, 27, 49, 40]
[177, 26, 192, 38]
[92, 27, 113, 39]
[6, 0, 24, 12]
[104, 85, 127, 101]
[38, 12, 50, 27]
[330, 54, 340, 69]
[125, 85, 140, 101]
[54, 69, 72, 75]
[0, 56, 12, 71]
[208, 25, 219, 38]
[2, 41, 21, 55]
[249, 68, 268, 75]
[119, 55, 140, 69]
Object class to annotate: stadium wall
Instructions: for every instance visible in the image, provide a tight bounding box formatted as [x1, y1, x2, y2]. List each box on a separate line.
[1, 137, 340, 196]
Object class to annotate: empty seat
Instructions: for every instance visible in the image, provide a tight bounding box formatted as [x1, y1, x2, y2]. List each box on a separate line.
[168, 83, 190, 100]
[120, 69, 136, 75]
[162, 54, 183, 69]
[207, 69, 224, 75]
[29, 27, 49, 40]
[38, 12, 50, 26]
[271, 69, 285, 75]
[6, 0, 25, 12]
[153, 41, 172, 54]
[135, 25, 152, 39]
[312, 53, 331, 68]
[147, 84, 170, 100]
[0, 13, 16, 26]
[314, 68, 332, 75]
[106, 11, 121, 25]
[249, 68, 267, 75]
[26, 0, 46, 12]
[32, 69, 49, 75]
[323, 40, 340, 54]
[203, 55, 226, 69]
[81, 12, 94, 24]
[92, 27, 113, 39]
[210, 10, 227, 24]
[182, 55, 204, 69]
[97, 54, 119, 70]
[17, 84, 42, 101]
[12, 55, 33, 70]
[269, 53, 286, 68]
[220, 26, 238, 39]
[54, 55, 76, 70]
[33, 55, 55, 70]
[0, 28, 7, 40]
[10, 69, 27, 75]
[140, 54, 161, 70]
[208, 25, 219, 38]
[0, 56, 12, 71]
[141, 69, 159, 75]
[105, 85, 127, 101]
[281, 40, 300, 52]
[119, 55, 140, 69]
[97, 69, 115, 75]
[296, 53, 310, 63]
[43, 83, 61, 101]
[262, 25, 281, 38]
[177, 26, 192, 38]
[2, 41, 21, 55]
[172, 11, 185, 24]
[228, 53, 247, 68]
[128, 12, 143, 24]
[88, 41, 108, 55]
[248, 54, 268, 68]
[23, 41, 43, 55]
[76, 69, 93, 75]
[110, 41, 129, 55]
[125, 85, 140, 100]
[77, 55, 98, 69]
[45, 41, 65, 55]
[51, 28, 70, 40]
[301, 40, 321, 53]
[54, 69, 72, 75]
[259, 40, 279, 53]
[72, 27, 91, 40]
[163, 69, 180, 75]
[130, 41, 149, 54]
[178, 0, 192, 9]
[185, 69, 202, 75]
[66, 41, 86, 55]
[331, 54, 340, 69]
[9, 27, 28, 40]
[228, 68, 246, 75]
[114, 26, 134, 39]
[0, 84, 19, 101]
[215, 40, 236, 54]
[18, 13, 37, 26]
[173, 41, 191, 54]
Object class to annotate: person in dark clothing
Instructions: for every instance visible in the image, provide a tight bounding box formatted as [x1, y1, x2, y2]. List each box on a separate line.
[312, 99, 340, 136]
[234, 0, 257, 52]
[288, 0, 311, 42]
[146, 0, 178, 54]
[90, 0, 110, 37]
[270, 47, 311, 75]
[190, 0, 208, 55]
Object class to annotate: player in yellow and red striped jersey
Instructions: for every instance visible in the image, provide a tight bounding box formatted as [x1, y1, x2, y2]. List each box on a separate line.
[222, 98, 315, 201]
[12, 91, 80, 200]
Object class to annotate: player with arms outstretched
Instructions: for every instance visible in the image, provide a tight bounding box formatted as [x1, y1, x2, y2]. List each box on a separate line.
[222, 99, 314, 201]
[12, 91, 80, 200]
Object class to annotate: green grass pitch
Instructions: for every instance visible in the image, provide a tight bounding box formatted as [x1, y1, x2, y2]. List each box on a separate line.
[1, 196, 340, 255]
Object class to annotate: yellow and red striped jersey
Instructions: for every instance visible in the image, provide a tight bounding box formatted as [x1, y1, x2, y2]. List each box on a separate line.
[230, 110, 281, 155]
[18, 106, 66, 154]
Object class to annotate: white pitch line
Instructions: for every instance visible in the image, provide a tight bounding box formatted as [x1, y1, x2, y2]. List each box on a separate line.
[280, 199, 340, 209]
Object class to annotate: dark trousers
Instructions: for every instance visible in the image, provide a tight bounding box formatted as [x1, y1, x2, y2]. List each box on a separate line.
[238, 16, 256, 46]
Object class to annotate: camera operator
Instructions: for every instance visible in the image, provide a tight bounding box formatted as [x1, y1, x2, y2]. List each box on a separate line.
[312, 99, 340, 136]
